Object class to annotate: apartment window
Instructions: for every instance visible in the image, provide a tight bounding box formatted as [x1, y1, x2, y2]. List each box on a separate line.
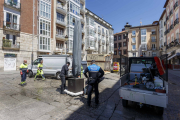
[141, 29, 146, 35]
[40, 19, 50, 36]
[6, 34, 9, 39]
[114, 51, 117, 55]
[118, 43, 121, 48]
[114, 43, 117, 48]
[152, 44, 155, 48]
[39, 36, 50, 51]
[142, 52, 146, 56]
[161, 30, 163, 37]
[123, 42, 126, 46]
[68, 27, 74, 38]
[118, 50, 121, 55]
[123, 34, 126, 39]
[132, 31, 136, 36]
[152, 52, 156, 57]
[114, 36, 117, 41]
[123, 50, 127, 54]
[13, 35, 16, 45]
[152, 36, 156, 40]
[6, 13, 11, 22]
[56, 27, 63, 35]
[132, 45, 136, 50]
[70, 2, 80, 16]
[87, 28, 94, 37]
[176, 13, 178, 19]
[89, 18, 94, 26]
[40, 1, 51, 19]
[56, 41, 64, 49]
[81, 24, 84, 29]
[132, 37, 136, 43]
[102, 28, 104, 33]
[133, 53, 136, 57]
[80, 3, 83, 9]
[171, 18, 173, 25]
[118, 35, 121, 40]
[141, 36, 146, 43]
[57, 13, 64, 22]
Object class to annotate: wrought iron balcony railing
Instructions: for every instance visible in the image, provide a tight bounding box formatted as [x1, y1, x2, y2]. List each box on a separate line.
[174, 2, 178, 10]
[170, 24, 174, 31]
[166, 16, 169, 21]
[174, 18, 179, 26]
[169, 9, 173, 16]
[3, 21, 21, 31]
[2, 39, 20, 50]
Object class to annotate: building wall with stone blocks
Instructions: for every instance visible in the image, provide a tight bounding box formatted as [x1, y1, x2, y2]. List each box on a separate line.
[0, 30, 38, 71]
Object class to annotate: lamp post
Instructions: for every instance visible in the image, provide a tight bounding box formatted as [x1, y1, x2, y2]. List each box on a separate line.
[31, 0, 35, 69]
[65, 35, 68, 55]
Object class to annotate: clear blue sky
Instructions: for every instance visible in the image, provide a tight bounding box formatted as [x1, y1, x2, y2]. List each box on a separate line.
[86, 0, 166, 34]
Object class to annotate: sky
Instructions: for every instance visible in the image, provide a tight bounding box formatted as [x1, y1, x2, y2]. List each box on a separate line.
[86, 0, 166, 34]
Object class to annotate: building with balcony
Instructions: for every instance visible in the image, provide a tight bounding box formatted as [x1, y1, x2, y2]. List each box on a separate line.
[113, 30, 128, 62]
[126, 21, 160, 57]
[85, 9, 114, 62]
[159, 9, 166, 51]
[163, 0, 180, 69]
[0, 0, 114, 70]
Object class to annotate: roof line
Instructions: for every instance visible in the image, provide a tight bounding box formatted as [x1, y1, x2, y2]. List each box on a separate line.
[86, 8, 113, 26]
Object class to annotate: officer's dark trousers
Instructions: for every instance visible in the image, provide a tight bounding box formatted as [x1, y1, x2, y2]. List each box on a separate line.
[21, 71, 26, 82]
[60, 75, 66, 92]
[87, 83, 99, 105]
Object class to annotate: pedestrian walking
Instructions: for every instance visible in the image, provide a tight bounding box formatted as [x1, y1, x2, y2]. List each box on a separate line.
[34, 60, 45, 81]
[19, 60, 28, 86]
[84, 60, 104, 107]
[60, 62, 71, 94]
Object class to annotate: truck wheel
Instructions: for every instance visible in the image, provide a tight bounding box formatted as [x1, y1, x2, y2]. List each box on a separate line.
[122, 99, 128, 107]
[56, 72, 61, 80]
[28, 71, 33, 78]
[154, 106, 164, 115]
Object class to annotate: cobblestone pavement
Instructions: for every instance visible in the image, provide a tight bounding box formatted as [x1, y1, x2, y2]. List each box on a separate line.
[0, 71, 179, 120]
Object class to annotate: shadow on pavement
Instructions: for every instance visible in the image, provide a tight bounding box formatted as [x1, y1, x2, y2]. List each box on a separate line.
[63, 75, 164, 120]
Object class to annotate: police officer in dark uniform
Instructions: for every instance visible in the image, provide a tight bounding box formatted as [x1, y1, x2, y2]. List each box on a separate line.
[84, 60, 104, 107]
[60, 62, 70, 94]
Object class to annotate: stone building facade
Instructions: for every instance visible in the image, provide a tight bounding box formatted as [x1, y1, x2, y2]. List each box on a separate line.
[113, 31, 128, 62]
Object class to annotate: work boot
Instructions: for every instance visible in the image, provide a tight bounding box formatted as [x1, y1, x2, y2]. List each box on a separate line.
[95, 102, 99, 108]
[61, 91, 66, 94]
[23, 82, 27, 86]
[42, 78, 45, 81]
[19, 82, 24, 86]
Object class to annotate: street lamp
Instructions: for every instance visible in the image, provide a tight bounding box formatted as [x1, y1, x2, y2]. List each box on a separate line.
[65, 35, 68, 54]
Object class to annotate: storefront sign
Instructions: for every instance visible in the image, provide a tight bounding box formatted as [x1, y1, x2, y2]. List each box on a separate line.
[113, 62, 119, 71]
[4, 53, 17, 57]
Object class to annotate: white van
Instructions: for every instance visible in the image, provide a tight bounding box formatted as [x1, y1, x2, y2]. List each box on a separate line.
[28, 55, 72, 79]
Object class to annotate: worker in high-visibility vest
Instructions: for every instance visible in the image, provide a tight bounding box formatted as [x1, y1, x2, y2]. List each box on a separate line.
[34, 60, 45, 81]
[19, 60, 28, 86]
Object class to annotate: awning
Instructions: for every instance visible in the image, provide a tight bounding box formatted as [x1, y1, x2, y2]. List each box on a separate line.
[168, 53, 180, 60]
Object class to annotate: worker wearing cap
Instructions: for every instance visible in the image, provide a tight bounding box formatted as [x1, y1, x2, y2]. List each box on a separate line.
[84, 60, 104, 107]
[34, 60, 45, 81]
[19, 60, 28, 86]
